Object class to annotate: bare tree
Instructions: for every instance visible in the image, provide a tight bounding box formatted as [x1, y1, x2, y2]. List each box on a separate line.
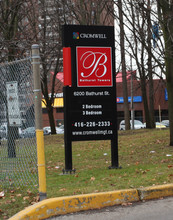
[35, 0, 114, 134]
[0, 0, 37, 157]
[3, 0, 165, 135]
[128, 1, 152, 128]
[0, 0, 62, 134]
[36, 0, 65, 134]
[0, 0, 114, 136]
[131, 0, 155, 128]
[0, 0, 32, 62]
[112, 0, 166, 128]
[62, 0, 113, 25]
[157, 0, 173, 146]
[117, 0, 130, 130]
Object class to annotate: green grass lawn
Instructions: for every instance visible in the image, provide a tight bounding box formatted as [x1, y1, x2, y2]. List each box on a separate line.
[1, 129, 173, 218]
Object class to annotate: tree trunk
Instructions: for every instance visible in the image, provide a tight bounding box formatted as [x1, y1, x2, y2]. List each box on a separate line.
[118, 0, 130, 130]
[167, 79, 173, 146]
[140, 77, 151, 125]
[129, 2, 152, 127]
[158, 0, 173, 145]
[47, 105, 56, 134]
[147, 0, 155, 128]
[165, 40, 173, 145]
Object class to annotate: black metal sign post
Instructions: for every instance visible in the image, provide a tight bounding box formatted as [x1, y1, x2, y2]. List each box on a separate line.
[62, 25, 120, 173]
[63, 86, 73, 173]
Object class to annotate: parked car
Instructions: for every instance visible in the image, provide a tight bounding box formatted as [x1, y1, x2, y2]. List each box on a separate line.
[21, 127, 36, 138]
[119, 120, 145, 130]
[161, 120, 169, 127]
[155, 122, 166, 129]
[0, 124, 7, 139]
[0, 124, 22, 139]
[56, 125, 64, 134]
[43, 127, 51, 135]
[43, 125, 64, 135]
[43, 128, 49, 135]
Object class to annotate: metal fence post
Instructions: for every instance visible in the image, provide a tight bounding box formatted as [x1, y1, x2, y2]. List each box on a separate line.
[32, 44, 47, 201]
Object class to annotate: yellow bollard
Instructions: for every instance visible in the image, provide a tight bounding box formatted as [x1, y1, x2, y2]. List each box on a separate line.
[36, 129, 46, 198]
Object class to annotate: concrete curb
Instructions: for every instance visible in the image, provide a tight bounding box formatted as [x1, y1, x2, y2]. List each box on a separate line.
[138, 184, 173, 200]
[9, 184, 173, 220]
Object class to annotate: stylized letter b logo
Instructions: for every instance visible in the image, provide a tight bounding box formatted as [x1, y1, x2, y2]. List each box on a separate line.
[77, 47, 113, 87]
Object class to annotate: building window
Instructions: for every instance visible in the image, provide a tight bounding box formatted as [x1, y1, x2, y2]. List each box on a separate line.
[42, 108, 48, 114]
[135, 111, 143, 122]
[56, 107, 64, 113]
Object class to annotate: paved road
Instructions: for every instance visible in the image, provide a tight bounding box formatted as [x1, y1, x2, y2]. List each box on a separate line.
[47, 197, 173, 220]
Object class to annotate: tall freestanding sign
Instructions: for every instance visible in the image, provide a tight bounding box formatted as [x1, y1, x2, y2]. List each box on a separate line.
[62, 25, 119, 173]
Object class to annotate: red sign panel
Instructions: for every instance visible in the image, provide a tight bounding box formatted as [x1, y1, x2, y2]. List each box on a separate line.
[76, 47, 113, 87]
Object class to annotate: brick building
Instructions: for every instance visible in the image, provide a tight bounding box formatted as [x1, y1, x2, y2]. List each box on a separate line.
[42, 74, 168, 127]
[116, 76, 168, 125]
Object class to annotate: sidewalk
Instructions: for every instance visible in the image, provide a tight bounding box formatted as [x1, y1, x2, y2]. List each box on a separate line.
[9, 184, 173, 220]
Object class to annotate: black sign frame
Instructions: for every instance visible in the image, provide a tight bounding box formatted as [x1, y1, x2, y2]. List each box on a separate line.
[62, 24, 120, 173]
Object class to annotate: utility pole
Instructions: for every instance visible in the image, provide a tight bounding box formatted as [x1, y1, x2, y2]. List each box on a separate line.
[130, 55, 134, 129]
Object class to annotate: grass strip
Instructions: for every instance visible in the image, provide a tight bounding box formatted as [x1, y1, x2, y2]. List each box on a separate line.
[1, 129, 173, 218]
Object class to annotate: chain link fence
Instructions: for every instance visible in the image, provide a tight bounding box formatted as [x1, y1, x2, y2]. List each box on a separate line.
[0, 58, 38, 190]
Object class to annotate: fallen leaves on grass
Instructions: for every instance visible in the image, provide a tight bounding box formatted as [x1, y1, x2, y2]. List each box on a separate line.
[156, 139, 162, 144]
[161, 159, 170, 163]
[27, 190, 33, 196]
[73, 189, 82, 195]
[16, 194, 22, 197]
[5, 200, 11, 204]
[90, 176, 95, 181]
[23, 196, 30, 201]
[30, 195, 40, 205]
[59, 188, 67, 192]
